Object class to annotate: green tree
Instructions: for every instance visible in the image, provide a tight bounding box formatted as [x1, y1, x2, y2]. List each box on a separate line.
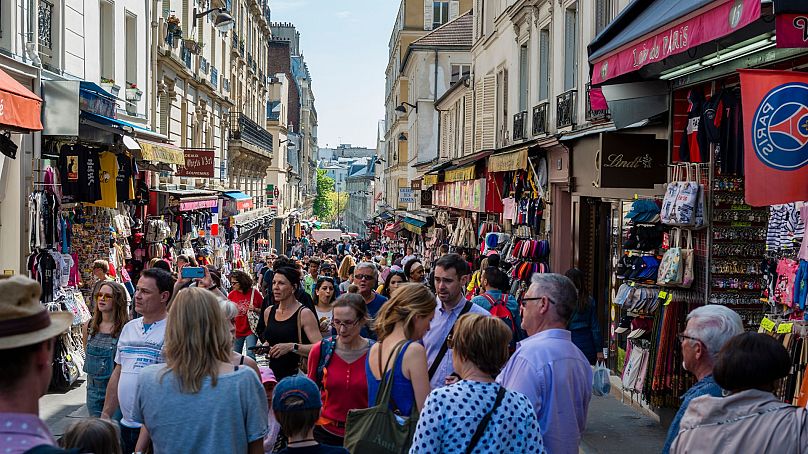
[326, 192, 349, 223]
[313, 169, 334, 220]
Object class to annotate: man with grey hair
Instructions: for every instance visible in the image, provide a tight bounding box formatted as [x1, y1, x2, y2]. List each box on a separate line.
[497, 273, 593, 454]
[662, 304, 743, 454]
[353, 261, 387, 340]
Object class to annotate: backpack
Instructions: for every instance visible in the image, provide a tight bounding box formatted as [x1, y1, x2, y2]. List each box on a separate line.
[316, 335, 375, 388]
[482, 293, 522, 351]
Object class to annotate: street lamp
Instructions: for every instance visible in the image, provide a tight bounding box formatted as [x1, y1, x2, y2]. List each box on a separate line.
[193, 8, 235, 32]
[398, 133, 408, 142]
[395, 102, 418, 114]
[280, 139, 296, 149]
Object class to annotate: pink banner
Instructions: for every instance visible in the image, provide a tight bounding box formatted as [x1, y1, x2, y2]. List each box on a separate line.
[776, 14, 808, 48]
[592, 0, 760, 85]
[179, 198, 218, 211]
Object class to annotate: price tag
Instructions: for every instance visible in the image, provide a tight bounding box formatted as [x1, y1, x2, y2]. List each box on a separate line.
[629, 281, 636, 287]
[777, 322, 793, 334]
[760, 317, 775, 332]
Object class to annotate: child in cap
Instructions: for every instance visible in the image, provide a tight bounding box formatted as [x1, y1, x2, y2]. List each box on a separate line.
[272, 375, 348, 454]
[261, 367, 282, 454]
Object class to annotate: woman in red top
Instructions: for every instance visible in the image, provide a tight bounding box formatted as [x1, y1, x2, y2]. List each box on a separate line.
[228, 269, 263, 360]
[307, 293, 372, 446]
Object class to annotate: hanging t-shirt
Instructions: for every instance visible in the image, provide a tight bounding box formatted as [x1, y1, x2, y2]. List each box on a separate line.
[58, 144, 102, 203]
[116, 154, 136, 201]
[90, 151, 119, 208]
[679, 89, 706, 163]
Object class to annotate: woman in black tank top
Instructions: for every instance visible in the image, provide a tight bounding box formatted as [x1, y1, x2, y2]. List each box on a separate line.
[262, 266, 323, 379]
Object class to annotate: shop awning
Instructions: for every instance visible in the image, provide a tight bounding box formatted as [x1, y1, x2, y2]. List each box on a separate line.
[588, 0, 761, 85]
[136, 139, 186, 165]
[444, 164, 475, 182]
[79, 111, 168, 143]
[0, 68, 42, 131]
[488, 147, 528, 173]
[222, 191, 254, 210]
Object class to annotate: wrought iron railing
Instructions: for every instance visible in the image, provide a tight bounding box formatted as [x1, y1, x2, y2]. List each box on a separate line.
[513, 111, 528, 141]
[38, 0, 54, 56]
[231, 31, 239, 55]
[223, 78, 230, 93]
[556, 89, 577, 129]
[532, 102, 548, 136]
[229, 111, 273, 153]
[585, 83, 610, 122]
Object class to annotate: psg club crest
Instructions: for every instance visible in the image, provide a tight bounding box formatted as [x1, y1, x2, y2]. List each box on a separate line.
[740, 69, 808, 206]
[752, 82, 808, 170]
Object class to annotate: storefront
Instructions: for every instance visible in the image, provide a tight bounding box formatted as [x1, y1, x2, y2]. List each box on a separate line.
[586, 0, 808, 415]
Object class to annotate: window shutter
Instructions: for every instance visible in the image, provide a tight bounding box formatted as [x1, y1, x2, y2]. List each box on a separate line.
[474, 78, 484, 152]
[463, 92, 473, 155]
[424, 2, 434, 30]
[449, 1, 459, 20]
[539, 28, 550, 101]
[482, 74, 496, 150]
[447, 108, 455, 158]
[441, 111, 450, 159]
[475, 0, 483, 39]
[182, 0, 190, 31]
[564, 8, 578, 91]
[502, 68, 509, 146]
[160, 92, 170, 135]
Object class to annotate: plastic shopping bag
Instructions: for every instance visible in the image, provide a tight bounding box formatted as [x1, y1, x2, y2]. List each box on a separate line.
[593, 361, 611, 397]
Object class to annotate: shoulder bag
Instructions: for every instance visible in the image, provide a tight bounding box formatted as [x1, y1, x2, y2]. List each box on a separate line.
[296, 305, 309, 374]
[464, 385, 507, 454]
[344, 340, 416, 454]
[246, 287, 261, 336]
[428, 301, 472, 380]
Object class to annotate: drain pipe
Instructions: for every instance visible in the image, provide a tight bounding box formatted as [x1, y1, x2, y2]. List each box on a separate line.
[150, 0, 159, 131]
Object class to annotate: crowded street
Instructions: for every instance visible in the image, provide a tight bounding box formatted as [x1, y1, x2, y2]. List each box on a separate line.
[2, 0, 808, 453]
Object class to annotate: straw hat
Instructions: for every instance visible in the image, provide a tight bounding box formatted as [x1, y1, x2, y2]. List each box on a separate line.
[0, 276, 72, 349]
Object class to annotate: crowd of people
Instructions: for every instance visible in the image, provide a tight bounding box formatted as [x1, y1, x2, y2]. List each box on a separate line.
[1, 239, 807, 454]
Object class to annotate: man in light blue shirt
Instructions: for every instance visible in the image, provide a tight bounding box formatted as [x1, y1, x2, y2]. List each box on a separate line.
[423, 254, 490, 390]
[497, 273, 593, 454]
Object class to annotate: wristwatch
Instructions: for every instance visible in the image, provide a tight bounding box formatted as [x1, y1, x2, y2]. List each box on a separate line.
[293, 343, 299, 352]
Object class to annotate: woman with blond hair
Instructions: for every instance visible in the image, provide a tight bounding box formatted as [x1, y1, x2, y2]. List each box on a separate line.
[410, 313, 544, 453]
[82, 281, 129, 418]
[338, 255, 356, 282]
[132, 287, 268, 453]
[219, 299, 261, 378]
[366, 283, 435, 417]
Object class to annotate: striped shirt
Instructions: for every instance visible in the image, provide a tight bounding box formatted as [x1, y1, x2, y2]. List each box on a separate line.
[115, 317, 166, 428]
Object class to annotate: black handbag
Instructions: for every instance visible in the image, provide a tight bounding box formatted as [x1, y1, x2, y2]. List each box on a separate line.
[50, 336, 80, 392]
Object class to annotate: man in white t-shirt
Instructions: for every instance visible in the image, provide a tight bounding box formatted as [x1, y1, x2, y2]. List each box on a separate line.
[102, 268, 174, 454]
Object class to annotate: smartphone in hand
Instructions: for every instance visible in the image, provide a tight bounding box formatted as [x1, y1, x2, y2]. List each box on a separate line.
[181, 267, 206, 279]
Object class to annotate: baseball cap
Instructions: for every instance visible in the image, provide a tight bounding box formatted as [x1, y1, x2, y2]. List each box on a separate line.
[614, 316, 633, 334]
[272, 375, 322, 411]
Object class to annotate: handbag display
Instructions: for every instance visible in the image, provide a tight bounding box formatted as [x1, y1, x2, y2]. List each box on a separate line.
[50, 334, 80, 392]
[344, 340, 418, 454]
[661, 164, 703, 227]
[657, 229, 684, 287]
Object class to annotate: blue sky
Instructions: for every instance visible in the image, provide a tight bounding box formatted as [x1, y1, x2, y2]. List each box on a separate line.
[271, 0, 400, 150]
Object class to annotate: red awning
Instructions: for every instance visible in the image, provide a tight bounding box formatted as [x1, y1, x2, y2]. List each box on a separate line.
[0, 68, 42, 131]
[590, 0, 761, 85]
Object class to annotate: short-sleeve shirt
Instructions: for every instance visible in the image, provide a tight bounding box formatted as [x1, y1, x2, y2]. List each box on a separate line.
[229, 288, 263, 338]
[114, 318, 167, 428]
[409, 381, 545, 454]
[360, 293, 388, 340]
[133, 364, 268, 453]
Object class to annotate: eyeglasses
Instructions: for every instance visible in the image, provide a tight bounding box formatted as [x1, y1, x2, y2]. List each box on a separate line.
[677, 333, 702, 345]
[355, 274, 375, 281]
[520, 295, 556, 307]
[332, 319, 360, 329]
[96, 294, 113, 302]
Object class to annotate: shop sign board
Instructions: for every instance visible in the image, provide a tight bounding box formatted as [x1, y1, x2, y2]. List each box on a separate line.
[399, 188, 416, 204]
[423, 174, 439, 187]
[411, 179, 422, 190]
[591, 0, 761, 84]
[138, 140, 186, 165]
[775, 1, 808, 48]
[488, 148, 528, 173]
[174, 197, 218, 211]
[176, 149, 215, 177]
[431, 179, 486, 212]
[597, 133, 667, 188]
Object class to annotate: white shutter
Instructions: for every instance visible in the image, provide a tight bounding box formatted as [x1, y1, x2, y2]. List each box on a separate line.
[474, 79, 484, 152]
[424, 2, 434, 30]
[441, 111, 450, 158]
[463, 92, 473, 155]
[482, 74, 496, 150]
[447, 108, 456, 158]
[449, 1, 459, 20]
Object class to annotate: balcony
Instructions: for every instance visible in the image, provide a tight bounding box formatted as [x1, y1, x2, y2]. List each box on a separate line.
[556, 90, 577, 129]
[229, 111, 274, 153]
[247, 53, 254, 73]
[231, 31, 239, 56]
[585, 83, 610, 123]
[532, 102, 548, 136]
[223, 78, 231, 93]
[513, 111, 527, 142]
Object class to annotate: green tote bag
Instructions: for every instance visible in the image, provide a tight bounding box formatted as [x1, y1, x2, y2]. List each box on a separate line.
[344, 340, 418, 454]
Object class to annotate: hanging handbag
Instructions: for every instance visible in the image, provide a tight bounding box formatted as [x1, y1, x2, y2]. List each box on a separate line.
[50, 335, 80, 392]
[657, 229, 684, 287]
[662, 165, 700, 227]
[344, 340, 418, 454]
[246, 288, 261, 337]
[678, 230, 695, 288]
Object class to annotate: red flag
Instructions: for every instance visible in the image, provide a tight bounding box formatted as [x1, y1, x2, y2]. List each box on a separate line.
[739, 69, 808, 206]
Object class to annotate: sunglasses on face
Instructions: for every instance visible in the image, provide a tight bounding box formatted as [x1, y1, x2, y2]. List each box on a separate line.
[96, 294, 113, 302]
[355, 274, 375, 281]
